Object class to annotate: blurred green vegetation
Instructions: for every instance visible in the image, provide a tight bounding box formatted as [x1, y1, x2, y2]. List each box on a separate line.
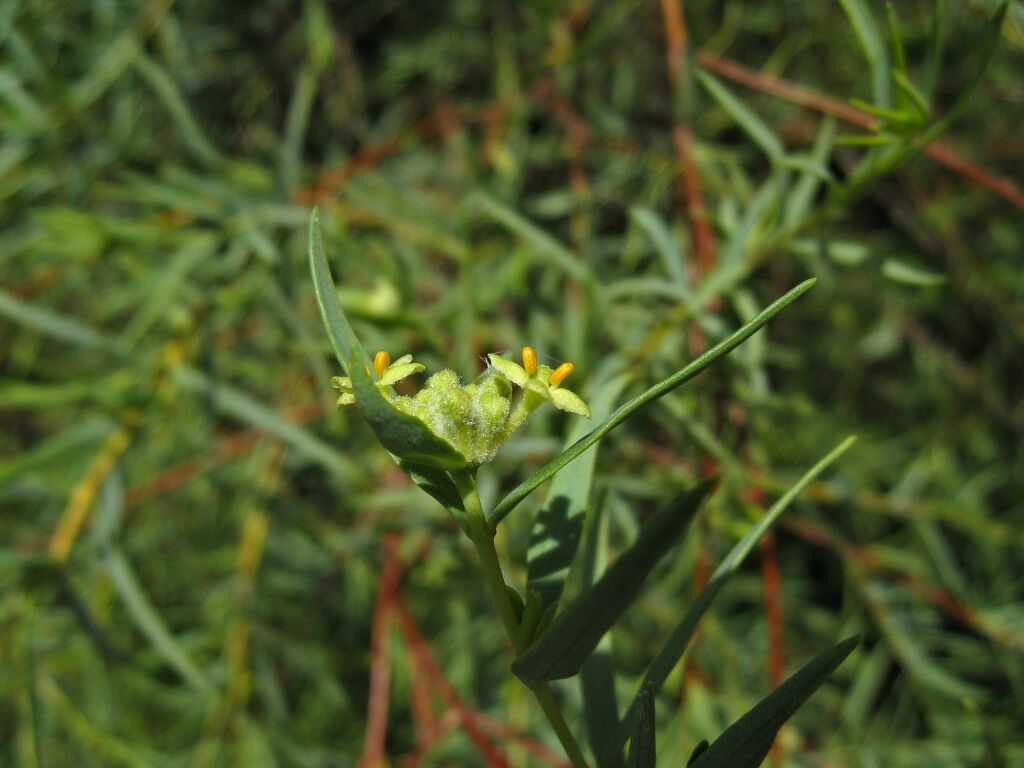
[1, 0, 1022, 765]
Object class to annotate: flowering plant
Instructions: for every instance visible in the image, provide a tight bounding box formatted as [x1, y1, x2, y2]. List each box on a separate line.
[309, 210, 858, 767]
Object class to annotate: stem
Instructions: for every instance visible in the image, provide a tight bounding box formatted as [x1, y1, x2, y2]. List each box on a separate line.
[453, 470, 591, 768]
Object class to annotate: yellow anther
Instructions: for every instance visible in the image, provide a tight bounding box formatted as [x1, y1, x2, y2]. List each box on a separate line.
[548, 362, 575, 387]
[521, 346, 538, 375]
[373, 350, 391, 376]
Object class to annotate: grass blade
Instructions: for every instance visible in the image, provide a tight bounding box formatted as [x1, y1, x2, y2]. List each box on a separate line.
[689, 636, 860, 768]
[512, 480, 715, 686]
[489, 279, 816, 526]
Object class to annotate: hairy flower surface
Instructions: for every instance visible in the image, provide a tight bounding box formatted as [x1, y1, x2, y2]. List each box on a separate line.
[334, 347, 589, 467]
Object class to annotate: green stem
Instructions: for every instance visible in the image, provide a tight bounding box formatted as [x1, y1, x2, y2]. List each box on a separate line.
[453, 470, 591, 768]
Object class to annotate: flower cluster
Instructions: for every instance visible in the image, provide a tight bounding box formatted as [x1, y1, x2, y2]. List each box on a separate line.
[331, 347, 590, 466]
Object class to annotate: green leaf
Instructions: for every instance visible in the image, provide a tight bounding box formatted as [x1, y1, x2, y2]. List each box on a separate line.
[695, 70, 784, 160]
[625, 683, 656, 768]
[105, 548, 215, 697]
[578, 500, 624, 768]
[308, 208, 369, 375]
[614, 436, 856, 750]
[489, 279, 816, 526]
[526, 373, 630, 607]
[512, 480, 715, 686]
[350, 358, 467, 470]
[175, 366, 357, 480]
[838, 0, 890, 108]
[629, 206, 687, 288]
[881, 259, 947, 287]
[688, 636, 860, 768]
[470, 191, 591, 282]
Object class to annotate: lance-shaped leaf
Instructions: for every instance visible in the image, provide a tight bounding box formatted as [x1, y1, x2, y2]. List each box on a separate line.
[625, 683, 656, 768]
[489, 279, 816, 527]
[526, 371, 630, 608]
[613, 436, 856, 749]
[351, 359, 467, 470]
[689, 636, 860, 768]
[512, 479, 716, 686]
[308, 208, 369, 375]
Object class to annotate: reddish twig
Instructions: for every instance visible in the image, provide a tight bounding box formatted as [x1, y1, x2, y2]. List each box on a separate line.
[659, 0, 718, 286]
[358, 534, 403, 768]
[694, 50, 1024, 212]
[392, 596, 511, 768]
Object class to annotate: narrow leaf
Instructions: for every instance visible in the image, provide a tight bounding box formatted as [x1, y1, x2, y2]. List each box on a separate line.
[695, 70, 784, 160]
[308, 208, 369, 375]
[350, 358, 467, 470]
[614, 436, 856, 749]
[489, 279, 816, 525]
[881, 259, 947, 287]
[175, 366, 357, 480]
[625, 683, 656, 768]
[527, 374, 630, 607]
[689, 636, 860, 768]
[512, 480, 715, 686]
[105, 548, 215, 697]
[838, 0, 890, 107]
[579, 501, 624, 768]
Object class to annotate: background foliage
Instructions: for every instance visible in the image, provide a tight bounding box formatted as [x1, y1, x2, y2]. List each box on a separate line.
[1, 0, 1022, 765]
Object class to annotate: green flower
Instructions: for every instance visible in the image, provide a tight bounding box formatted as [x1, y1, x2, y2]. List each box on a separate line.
[393, 369, 513, 466]
[334, 346, 590, 467]
[331, 350, 424, 407]
[487, 346, 591, 426]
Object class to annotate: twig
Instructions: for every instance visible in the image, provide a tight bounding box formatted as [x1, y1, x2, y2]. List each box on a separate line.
[358, 534, 403, 768]
[694, 50, 1024, 211]
[659, 0, 718, 283]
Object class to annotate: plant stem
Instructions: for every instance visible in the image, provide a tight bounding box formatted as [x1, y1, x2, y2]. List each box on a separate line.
[453, 470, 591, 768]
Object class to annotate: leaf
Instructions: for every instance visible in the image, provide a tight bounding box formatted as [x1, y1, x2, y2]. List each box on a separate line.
[881, 259, 947, 287]
[105, 548, 215, 697]
[579, 500, 624, 768]
[350, 358, 467, 470]
[783, 118, 837, 227]
[838, 0, 890, 108]
[470, 191, 591, 282]
[489, 279, 816, 526]
[688, 636, 860, 768]
[625, 683, 656, 768]
[308, 208, 369, 375]
[526, 373, 630, 608]
[175, 366, 357, 480]
[0, 287, 126, 356]
[613, 436, 856, 750]
[512, 480, 716, 686]
[629, 206, 687, 288]
[695, 70, 784, 161]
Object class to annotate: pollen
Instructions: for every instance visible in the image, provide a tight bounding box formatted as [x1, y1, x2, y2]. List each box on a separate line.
[373, 350, 391, 376]
[548, 362, 574, 387]
[521, 346, 538, 375]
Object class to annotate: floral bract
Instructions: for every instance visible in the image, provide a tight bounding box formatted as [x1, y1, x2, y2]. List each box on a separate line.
[334, 347, 590, 467]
